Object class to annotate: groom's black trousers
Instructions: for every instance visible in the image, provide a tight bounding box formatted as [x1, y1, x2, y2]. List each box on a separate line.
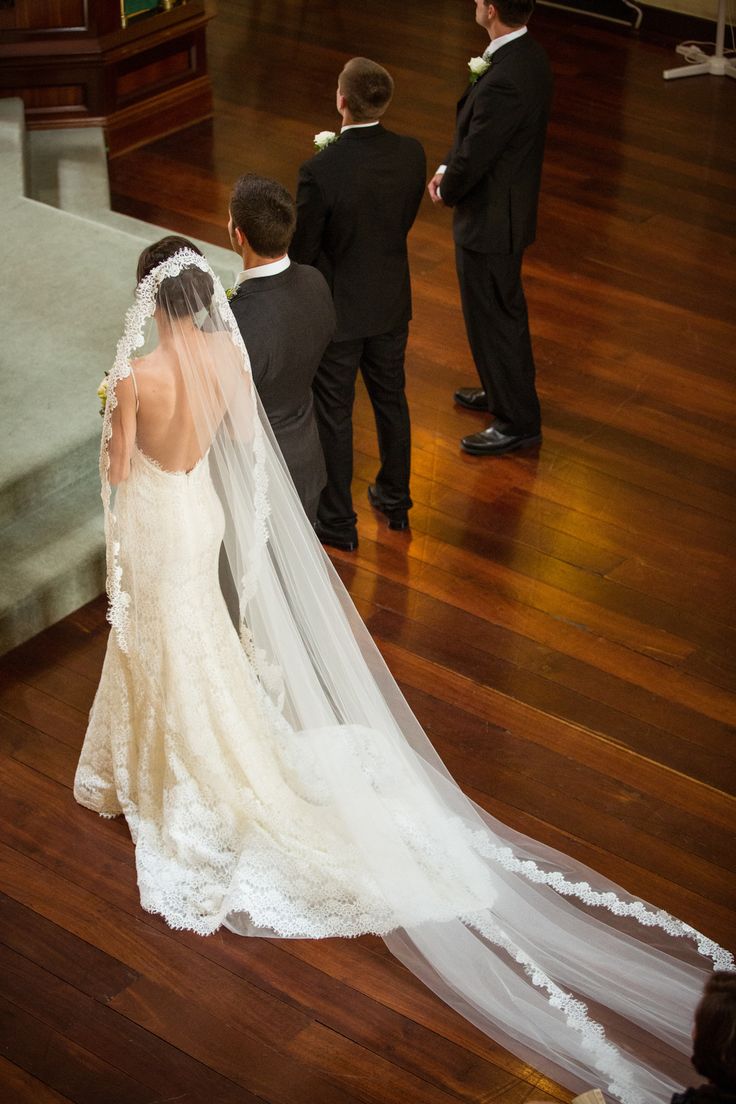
[455, 246, 541, 436]
[313, 327, 412, 533]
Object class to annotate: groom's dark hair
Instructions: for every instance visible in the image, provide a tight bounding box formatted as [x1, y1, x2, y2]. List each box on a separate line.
[230, 174, 296, 257]
[339, 58, 393, 122]
[485, 0, 535, 26]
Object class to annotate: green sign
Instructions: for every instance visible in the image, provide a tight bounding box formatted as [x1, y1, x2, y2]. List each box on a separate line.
[122, 1, 165, 27]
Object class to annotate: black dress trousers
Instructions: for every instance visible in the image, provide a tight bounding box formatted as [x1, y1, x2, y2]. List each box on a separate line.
[455, 246, 541, 437]
[313, 327, 412, 533]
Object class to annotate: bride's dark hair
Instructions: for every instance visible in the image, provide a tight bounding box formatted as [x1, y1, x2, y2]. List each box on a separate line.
[136, 235, 214, 319]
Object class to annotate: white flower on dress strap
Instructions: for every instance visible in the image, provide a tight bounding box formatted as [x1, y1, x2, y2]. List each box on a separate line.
[314, 129, 338, 151]
[468, 56, 491, 84]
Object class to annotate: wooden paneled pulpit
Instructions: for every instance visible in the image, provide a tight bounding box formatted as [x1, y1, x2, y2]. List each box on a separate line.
[0, 0, 215, 155]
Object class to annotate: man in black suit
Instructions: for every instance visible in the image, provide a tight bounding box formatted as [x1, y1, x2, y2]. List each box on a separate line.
[428, 0, 552, 456]
[227, 174, 336, 524]
[291, 57, 426, 551]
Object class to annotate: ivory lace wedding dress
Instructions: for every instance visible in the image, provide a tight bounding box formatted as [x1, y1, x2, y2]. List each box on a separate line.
[74, 247, 733, 1104]
[75, 441, 500, 938]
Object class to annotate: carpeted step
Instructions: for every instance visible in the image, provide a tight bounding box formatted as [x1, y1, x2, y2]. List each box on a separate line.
[0, 99, 238, 655]
[0, 196, 154, 529]
[0, 471, 104, 656]
[26, 125, 237, 287]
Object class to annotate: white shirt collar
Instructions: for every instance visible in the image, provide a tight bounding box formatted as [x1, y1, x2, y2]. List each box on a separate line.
[340, 121, 380, 134]
[484, 25, 527, 60]
[235, 255, 290, 285]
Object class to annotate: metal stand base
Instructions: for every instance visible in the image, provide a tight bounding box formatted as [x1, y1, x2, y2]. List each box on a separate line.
[663, 0, 736, 80]
[664, 52, 736, 80]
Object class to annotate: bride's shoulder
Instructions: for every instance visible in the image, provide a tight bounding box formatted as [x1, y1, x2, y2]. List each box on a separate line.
[129, 352, 152, 372]
[130, 349, 166, 376]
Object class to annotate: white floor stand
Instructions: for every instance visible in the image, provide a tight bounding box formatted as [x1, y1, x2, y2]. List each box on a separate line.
[663, 0, 736, 79]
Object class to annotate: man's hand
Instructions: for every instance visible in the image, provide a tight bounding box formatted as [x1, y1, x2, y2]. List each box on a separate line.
[427, 172, 445, 205]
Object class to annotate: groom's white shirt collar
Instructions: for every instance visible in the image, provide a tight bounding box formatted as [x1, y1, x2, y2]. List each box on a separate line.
[235, 255, 290, 285]
[340, 121, 380, 133]
[484, 25, 527, 59]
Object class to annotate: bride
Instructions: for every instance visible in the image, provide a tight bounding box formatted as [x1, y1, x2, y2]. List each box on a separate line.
[75, 236, 732, 1104]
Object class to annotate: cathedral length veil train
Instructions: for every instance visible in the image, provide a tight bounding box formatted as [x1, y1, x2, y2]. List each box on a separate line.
[75, 247, 733, 1104]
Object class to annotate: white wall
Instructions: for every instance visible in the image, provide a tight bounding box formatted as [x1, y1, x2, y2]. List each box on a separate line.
[645, 0, 721, 20]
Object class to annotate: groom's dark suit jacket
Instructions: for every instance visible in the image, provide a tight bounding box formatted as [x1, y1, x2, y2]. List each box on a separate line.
[291, 124, 426, 341]
[441, 33, 553, 255]
[228, 263, 335, 516]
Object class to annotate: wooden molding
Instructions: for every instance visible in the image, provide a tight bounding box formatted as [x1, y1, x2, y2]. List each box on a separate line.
[106, 72, 212, 155]
[0, 1, 215, 152]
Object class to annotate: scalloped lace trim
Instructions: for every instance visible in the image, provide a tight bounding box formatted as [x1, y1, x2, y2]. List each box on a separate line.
[466, 911, 643, 1104]
[471, 836, 734, 971]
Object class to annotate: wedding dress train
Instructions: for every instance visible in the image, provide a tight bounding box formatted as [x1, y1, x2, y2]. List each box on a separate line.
[74, 248, 733, 1104]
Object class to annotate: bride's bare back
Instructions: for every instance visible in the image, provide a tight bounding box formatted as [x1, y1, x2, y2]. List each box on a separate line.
[110, 323, 233, 483]
[133, 341, 209, 475]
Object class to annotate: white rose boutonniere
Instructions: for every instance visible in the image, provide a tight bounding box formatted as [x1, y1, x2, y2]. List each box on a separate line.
[468, 56, 491, 84]
[314, 130, 338, 151]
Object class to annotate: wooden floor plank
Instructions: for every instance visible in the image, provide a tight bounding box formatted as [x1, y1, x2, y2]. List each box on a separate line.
[2, 2, 735, 1101]
[0, 995, 157, 1104]
[341, 527, 736, 727]
[0, 843, 560, 1095]
[0, 847, 557, 1103]
[0, 1057, 75, 1104]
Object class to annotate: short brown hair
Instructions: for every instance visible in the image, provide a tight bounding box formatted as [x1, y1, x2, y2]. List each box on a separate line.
[230, 174, 296, 257]
[693, 972, 736, 1090]
[339, 57, 393, 123]
[486, 0, 535, 26]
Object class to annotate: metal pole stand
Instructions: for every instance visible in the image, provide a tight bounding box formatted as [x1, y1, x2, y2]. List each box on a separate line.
[663, 0, 736, 79]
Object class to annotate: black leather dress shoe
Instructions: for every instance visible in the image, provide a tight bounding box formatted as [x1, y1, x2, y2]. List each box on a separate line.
[367, 485, 410, 531]
[461, 426, 542, 456]
[314, 520, 359, 552]
[454, 386, 489, 412]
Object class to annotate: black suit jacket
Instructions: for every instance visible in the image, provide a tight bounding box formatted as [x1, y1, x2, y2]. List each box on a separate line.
[441, 34, 552, 255]
[228, 263, 335, 509]
[291, 124, 426, 342]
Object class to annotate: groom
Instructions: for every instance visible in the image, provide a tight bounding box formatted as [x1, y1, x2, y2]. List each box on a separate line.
[428, 0, 552, 456]
[227, 174, 335, 524]
[291, 57, 426, 551]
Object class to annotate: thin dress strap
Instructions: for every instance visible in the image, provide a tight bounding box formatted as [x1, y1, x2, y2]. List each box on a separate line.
[129, 365, 140, 413]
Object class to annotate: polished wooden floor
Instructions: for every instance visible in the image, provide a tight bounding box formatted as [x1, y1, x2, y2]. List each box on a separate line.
[2, 2, 735, 1101]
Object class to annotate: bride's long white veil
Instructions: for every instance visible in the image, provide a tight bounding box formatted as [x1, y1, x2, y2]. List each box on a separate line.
[102, 248, 733, 1104]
